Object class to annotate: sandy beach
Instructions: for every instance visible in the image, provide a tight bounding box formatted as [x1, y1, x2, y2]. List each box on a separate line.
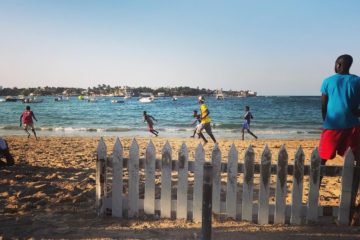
[1, 135, 359, 239]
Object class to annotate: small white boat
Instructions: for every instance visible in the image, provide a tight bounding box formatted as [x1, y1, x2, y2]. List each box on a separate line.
[215, 89, 225, 100]
[139, 97, 154, 103]
[0, 98, 5, 102]
[172, 96, 178, 101]
[23, 97, 44, 103]
[111, 99, 124, 104]
[54, 96, 69, 101]
[138, 93, 155, 103]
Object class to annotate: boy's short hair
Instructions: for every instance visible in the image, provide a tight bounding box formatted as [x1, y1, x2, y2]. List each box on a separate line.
[26, 106, 31, 110]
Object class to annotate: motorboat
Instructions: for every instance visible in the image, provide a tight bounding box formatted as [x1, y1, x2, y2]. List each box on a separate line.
[139, 97, 154, 103]
[172, 96, 178, 101]
[23, 96, 44, 103]
[215, 89, 225, 100]
[5, 96, 18, 102]
[54, 96, 69, 101]
[111, 99, 124, 104]
[138, 93, 155, 103]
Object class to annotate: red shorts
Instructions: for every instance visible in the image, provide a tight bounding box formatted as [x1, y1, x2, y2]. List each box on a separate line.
[319, 126, 360, 160]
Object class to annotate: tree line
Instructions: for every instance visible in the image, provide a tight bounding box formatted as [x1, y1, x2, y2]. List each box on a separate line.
[0, 85, 240, 97]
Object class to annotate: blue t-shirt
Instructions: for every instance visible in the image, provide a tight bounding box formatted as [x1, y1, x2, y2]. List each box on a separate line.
[321, 73, 360, 129]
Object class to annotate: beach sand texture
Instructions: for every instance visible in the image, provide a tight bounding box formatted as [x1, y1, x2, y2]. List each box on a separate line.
[1, 136, 359, 239]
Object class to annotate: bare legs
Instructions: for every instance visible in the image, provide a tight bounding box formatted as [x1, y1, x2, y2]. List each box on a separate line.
[242, 129, 257, 140]
[150, 129, 158, 137]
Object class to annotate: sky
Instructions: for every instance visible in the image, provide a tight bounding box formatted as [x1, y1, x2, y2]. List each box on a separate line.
[0, 0, 359, 95]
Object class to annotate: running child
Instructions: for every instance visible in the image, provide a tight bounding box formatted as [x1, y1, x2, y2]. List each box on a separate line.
[190, 110, 201, 138]
[143, 111, 159, 137]
[20, 106, 38, 140]
[242, 106, 257, 140]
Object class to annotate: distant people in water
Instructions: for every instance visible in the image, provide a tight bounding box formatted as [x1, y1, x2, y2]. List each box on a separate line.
[143, 111, 159, 137]
[197, 96, 217, 145]
[20, 106, 38, 140]
[242, 106, 258, 140]
[190, 110, 201, 138]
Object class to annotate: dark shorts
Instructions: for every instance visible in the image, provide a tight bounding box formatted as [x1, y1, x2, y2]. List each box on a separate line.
[319, 126, 360, 160]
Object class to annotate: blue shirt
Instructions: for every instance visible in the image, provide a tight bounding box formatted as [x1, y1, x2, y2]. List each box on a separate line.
[321, 74, 360, 129]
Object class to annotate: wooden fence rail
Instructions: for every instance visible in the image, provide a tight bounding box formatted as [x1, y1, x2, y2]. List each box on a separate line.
[96, 137, 355, 225]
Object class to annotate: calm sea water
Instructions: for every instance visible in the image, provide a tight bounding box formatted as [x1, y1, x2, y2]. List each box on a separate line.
[0, 96, 323, 139]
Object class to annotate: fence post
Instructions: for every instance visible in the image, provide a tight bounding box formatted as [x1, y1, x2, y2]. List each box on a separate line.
[211, 143, 221, 215]
[291, 146, 305, 224]
[242, 145, 255, 221]
[258, 145, 272, 224]
[338, 148, 355, 225]
[177, 143, 189, 220]
[193, 144, 205, 222]
[144, 140, 156, 215]
[112, 138, 123, 218]
[226, 144, 238, 219]
[161, 141, 172, 218]
[274, 145, 288, 224]
[128, 138, 139, 218]
[202, 162, 213, 240]
[96, 137, 107, 216]
[307, 147, 321, 223]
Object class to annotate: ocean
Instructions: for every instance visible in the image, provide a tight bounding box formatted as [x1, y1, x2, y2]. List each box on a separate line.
[0, 96, 323, 139]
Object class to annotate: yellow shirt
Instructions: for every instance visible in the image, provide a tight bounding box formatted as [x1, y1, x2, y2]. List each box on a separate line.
[200, 104, 211, 124]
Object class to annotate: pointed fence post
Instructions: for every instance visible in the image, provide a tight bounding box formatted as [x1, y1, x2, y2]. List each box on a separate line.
[258, 145, 272, 224]
[177, 143, 189, 220]
[290, 146, 305, 225]
[128, 138, 139, 218]
[112, 138, 123, 218]
[144, 140, 156, 215]
[274, 145, 288, 224]
[193, 144, 205, 222]
[338, 148, 355, 225]
[96, 138, 107, 216]
[202, 162, 213, 240]
[211, 143, 222, 215]
[242, 145, 255, 221]
[161, 141, 172, 218]
[226, 144, 238, 219]
[307, 148, 321, 223]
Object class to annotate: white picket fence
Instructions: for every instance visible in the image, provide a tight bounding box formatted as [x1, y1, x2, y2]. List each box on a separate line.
[96, 137, 356, 225]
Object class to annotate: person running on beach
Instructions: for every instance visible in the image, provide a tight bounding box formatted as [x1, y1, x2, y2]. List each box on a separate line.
[197, 96, 217, 145]
[242, 106, 258, 140]
[190, 110, 201, 138]
[20, 106, 38, 140]
[143, 111, 159, 137]
[318, 54, 360, 225]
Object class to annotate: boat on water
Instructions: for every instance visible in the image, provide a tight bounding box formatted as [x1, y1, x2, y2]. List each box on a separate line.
[23, 95, 44, 103]
[54, 96, 69, 101]
[5, 96, 18, 102]
[0, 98, 5, 102]
[111, 99, 124, 104]
[138, 93, 155, 103]
[237, 90, 257, 97]
[215, 89, 225, 100]
[172, 96, 178, 101]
